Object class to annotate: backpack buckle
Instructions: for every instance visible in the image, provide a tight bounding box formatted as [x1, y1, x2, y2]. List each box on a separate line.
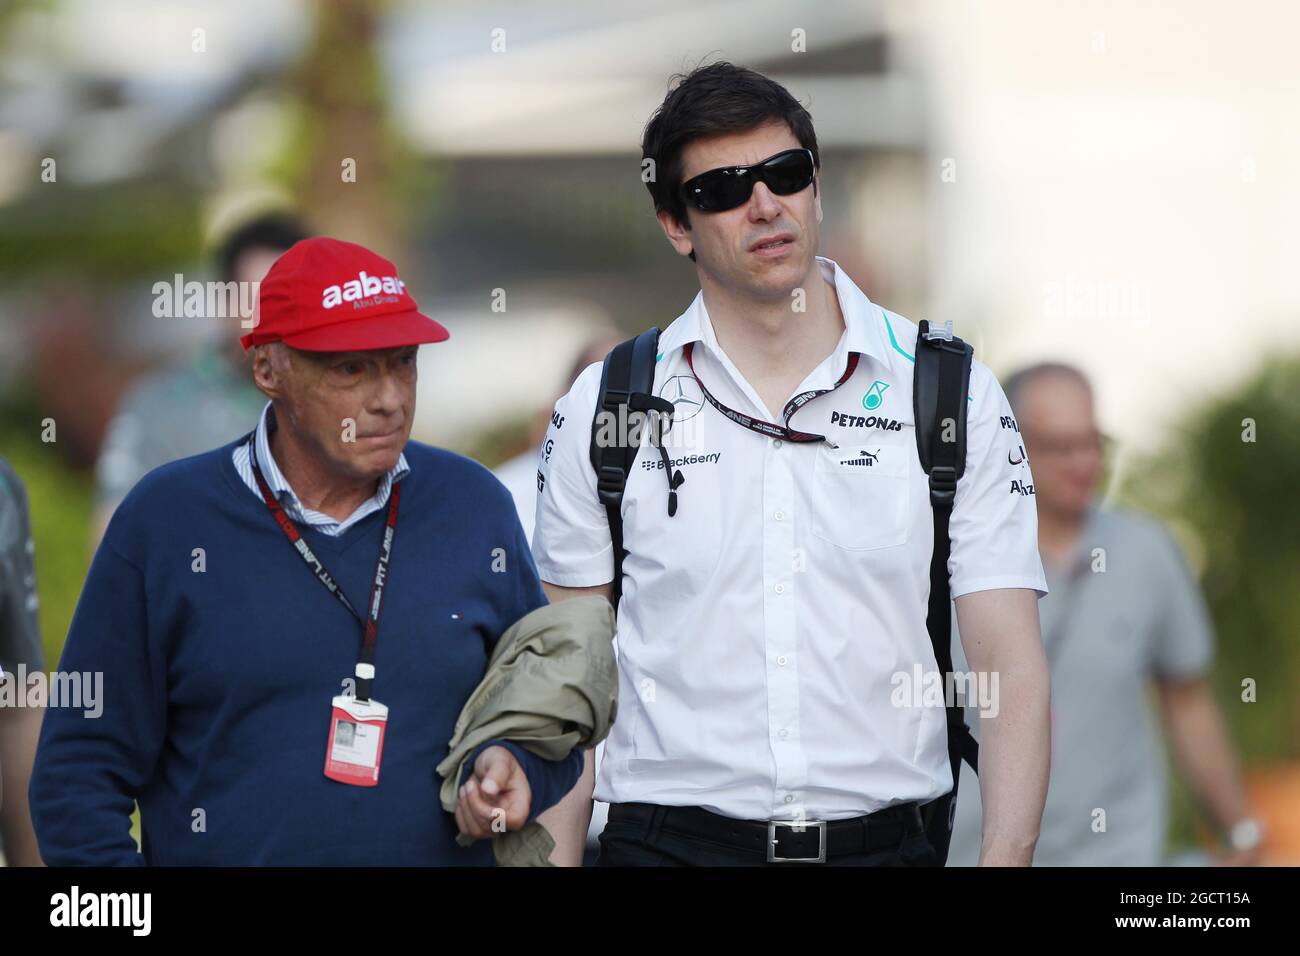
[929, 465, 958, 505]
[596, 465, 626, 500]
[601, 388, 632, 410]
[923, 320, 954, 342]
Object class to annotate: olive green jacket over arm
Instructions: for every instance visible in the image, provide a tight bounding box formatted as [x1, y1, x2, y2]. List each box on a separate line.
[437, 595, 618, 866]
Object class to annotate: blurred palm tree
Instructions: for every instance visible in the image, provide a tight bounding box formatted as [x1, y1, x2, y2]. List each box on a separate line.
[274, 0, 434, 264]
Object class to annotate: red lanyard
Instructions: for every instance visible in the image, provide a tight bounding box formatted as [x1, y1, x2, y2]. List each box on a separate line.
[248, 436, 400, 703]
[682, 341, 860, 445]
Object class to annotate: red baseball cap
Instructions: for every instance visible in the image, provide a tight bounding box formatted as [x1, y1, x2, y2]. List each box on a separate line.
[241, 237, 449, 351]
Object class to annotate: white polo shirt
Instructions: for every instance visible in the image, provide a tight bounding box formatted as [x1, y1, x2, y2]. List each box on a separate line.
[533, 256, 1047, 822]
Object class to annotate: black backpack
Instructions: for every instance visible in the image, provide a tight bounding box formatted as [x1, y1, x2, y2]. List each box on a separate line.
[588, 319, 979, 865]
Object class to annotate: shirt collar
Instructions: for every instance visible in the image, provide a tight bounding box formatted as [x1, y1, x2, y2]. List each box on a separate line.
[253, 402, 410, 511]
[655, 256, 887, 367]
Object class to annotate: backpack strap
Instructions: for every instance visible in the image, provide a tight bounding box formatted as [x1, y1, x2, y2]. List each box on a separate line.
[913, 318, 978, 862]
[589, 328, 672, 612]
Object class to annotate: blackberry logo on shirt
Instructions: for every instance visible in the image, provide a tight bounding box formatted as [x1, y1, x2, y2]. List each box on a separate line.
[830, 411, 904, 431]
[641, 451, 722, 471]
[861, 380, 890, 411]
[838, 449, 880, 467]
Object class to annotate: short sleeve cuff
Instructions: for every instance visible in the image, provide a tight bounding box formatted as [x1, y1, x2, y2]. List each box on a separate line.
[1152, 658, 1212, 681]
[950, 575, 1049, 601]
[533, 559, 614, 590]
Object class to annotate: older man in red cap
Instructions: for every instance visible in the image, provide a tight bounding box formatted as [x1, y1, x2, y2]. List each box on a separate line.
[30, 238, 583, 865]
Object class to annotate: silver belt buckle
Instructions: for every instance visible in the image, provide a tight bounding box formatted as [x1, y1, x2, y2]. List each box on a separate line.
[767, 819, 827, 863]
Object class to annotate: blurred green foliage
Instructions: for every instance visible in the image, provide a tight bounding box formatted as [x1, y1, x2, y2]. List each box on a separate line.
[1123, 352, 1300, 762]
[1122, 352, 1300, 851]
[0, 181, 204, 283]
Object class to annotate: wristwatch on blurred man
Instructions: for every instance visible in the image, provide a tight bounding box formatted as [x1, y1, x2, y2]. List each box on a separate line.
[1226, 816, 1263, 854]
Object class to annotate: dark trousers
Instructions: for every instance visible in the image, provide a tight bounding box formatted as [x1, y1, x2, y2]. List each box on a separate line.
[595, 802, 941, 867]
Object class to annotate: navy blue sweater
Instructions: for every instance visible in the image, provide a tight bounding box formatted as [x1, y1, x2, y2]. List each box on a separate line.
[30, 439, 583, 865]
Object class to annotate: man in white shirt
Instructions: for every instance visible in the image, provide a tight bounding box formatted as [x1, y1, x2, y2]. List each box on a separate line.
[533, 62, 1051, 866]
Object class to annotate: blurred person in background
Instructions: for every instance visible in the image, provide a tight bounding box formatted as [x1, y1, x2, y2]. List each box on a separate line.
[495, 335, 622, 548]
[0, 455, 43, 866]
[494, 333, 622, 867]
[947, 362, 1264, 866]
[92, 213, 310, 543]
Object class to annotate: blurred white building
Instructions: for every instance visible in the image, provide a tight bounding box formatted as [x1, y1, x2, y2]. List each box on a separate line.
[3, 0, 1298, 454]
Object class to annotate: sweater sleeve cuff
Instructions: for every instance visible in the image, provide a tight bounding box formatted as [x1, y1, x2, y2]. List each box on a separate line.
[460, 739, 584, 824]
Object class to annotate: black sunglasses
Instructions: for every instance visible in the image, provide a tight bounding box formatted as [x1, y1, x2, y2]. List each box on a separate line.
[678, 148, 816, 213]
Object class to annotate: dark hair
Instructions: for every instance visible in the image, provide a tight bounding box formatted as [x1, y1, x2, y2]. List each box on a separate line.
[216, 213, 310, 283]
[641, 61, 820, 262]
[1002, 362, 1093, 415]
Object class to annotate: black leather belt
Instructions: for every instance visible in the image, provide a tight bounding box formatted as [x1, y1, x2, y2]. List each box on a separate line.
[607, 799, 938, 863]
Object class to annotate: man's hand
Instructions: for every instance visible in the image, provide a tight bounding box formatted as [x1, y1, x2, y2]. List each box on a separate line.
[1157, 678, 1261, 868]
[454, 745, 532, 840]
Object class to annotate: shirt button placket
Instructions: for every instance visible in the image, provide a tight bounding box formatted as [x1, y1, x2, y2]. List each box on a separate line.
[763, 435, 804, 816]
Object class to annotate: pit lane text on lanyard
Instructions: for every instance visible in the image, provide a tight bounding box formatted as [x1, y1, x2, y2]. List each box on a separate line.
[248, 435, 400, 787]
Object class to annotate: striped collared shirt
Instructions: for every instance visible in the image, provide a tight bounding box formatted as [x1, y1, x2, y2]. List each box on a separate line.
[232, 402, 409, 536]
